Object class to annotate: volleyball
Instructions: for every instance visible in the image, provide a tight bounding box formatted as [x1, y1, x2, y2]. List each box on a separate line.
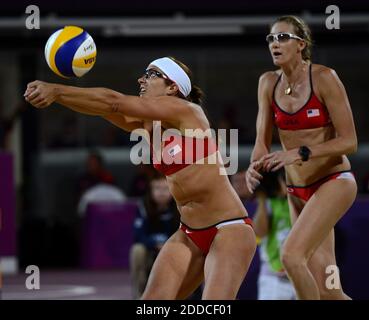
[44, 26, 97, 78]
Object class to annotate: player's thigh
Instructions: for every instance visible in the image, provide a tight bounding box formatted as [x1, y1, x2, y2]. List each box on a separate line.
[142, 229, 205, 300]
[284, 178, 357, 260]
[202, 224, 256, 299]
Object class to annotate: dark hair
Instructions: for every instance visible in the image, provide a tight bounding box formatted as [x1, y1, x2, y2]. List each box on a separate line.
[166, 56, 205, 106]
[256, 170, 285, 198]
[272, 15, 313, 61]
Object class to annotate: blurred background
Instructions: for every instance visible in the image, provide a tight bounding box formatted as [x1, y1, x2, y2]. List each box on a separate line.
[1, 0, 369, 299]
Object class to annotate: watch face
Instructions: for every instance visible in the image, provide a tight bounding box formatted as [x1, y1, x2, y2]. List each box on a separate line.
[299, 146, 310, 161]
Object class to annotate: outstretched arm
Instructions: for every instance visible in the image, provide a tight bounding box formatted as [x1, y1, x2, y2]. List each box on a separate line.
[25, 81, 115, 115]
[25, 82, 143, 132]
[24, 81, 192, 126]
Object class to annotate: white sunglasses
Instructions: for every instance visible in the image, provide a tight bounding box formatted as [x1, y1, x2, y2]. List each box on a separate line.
[266, 32, 304, 43]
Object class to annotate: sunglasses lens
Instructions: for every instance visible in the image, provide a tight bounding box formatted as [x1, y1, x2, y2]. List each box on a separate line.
[266, 35, 274, 43]
[278, 33, 291, 42]
[144, 70, 158, 79]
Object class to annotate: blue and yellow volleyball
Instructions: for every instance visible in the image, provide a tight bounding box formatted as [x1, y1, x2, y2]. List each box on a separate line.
[44, 26, 97, 78]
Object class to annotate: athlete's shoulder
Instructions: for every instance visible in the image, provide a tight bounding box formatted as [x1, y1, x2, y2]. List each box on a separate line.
[311, 64, 345, 101]
[152, 95, 195, 112]
[157, 96, 209, 129]
[258, 70, 280, 96]
[311, 63, 339, 82]
[259, 70, 281, 83]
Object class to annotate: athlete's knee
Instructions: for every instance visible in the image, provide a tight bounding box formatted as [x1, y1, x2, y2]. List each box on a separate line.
[281, 246, 308, 273]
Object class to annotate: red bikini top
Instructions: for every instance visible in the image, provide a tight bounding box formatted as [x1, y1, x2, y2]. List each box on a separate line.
[271, 64, 331, 131]
[152, 133, 218, 176]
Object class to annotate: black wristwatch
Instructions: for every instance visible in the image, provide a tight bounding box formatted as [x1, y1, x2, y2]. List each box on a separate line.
[298, 146, 311, 162]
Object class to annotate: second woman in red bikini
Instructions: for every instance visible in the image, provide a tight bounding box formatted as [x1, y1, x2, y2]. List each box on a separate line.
[246, 15, 357, 299]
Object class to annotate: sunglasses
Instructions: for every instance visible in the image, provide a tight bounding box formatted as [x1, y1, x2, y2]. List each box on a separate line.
[266, 32, 304, 44]
[143, 69, 170, 80]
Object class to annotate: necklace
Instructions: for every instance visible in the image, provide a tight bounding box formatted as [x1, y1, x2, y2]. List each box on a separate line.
[284, 83, 293, 95]
[283, 61, 308, 95]
[284, 75, 298, 95]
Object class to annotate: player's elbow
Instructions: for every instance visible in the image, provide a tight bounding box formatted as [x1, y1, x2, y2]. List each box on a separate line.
[348, 140, 358, 154]
[345, 136, 357, 155]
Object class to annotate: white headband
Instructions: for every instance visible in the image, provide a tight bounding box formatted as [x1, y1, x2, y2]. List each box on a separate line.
[148, 57, 192, 97]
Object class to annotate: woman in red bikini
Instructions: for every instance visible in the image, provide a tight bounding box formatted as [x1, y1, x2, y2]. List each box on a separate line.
[246, 16, 357, 299]
[24, 56, 256, 300]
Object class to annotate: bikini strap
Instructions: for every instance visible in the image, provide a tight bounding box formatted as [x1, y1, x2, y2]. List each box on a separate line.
[272, 71, 283, 104]
[309, 63, 313, 94]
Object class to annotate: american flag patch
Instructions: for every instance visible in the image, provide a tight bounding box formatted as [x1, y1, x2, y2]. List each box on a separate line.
[168, 144, 182, 157]
[307, 109, 320, 117]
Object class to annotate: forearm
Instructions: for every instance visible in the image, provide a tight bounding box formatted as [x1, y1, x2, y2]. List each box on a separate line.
[251, 141, 270, 162]
[54, 84, 120, 116]
[251, 120, 272, 162]
[306, 136, 357, 159]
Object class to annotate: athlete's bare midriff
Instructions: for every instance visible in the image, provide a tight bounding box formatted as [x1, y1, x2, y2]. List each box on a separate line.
[279, 125, 351, 186]
[166, 152, 248, 228]
[266, 64, 352, 186]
